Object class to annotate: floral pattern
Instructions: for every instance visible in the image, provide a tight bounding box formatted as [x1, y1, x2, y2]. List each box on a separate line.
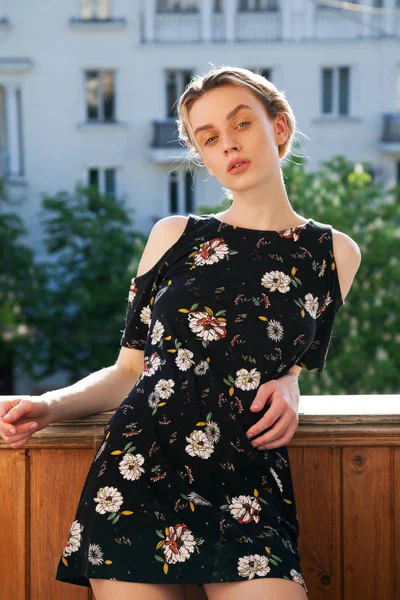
[56, 214, 345, 593]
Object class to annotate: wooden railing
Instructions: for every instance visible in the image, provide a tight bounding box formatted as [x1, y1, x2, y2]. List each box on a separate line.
[0, 394, 399, 599]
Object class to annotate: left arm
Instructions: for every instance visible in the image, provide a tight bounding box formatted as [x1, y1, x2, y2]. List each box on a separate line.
[246, 229, 362, 450]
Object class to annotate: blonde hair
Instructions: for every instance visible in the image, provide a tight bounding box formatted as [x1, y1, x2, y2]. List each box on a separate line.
[176, 65, 298, 180]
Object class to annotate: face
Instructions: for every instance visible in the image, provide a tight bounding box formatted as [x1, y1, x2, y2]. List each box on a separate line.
[188, 84, 288, 191]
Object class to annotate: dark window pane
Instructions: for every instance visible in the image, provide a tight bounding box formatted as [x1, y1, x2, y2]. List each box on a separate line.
[105, 168, 115, 197]
[322, 68, 333, 114]
[339, 67, 349, 115]
[169, 172, 178, 213]
[185, 169, 194, 212]
[166, 71, 177, 118]
[86, 71, 99, 120]
[89, 168, 99, 189]
[103, 70, 115, 121]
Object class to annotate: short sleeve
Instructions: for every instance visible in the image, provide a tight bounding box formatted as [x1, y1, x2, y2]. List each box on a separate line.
[120, 269, 160, 350]
[296, 227, 345, 374]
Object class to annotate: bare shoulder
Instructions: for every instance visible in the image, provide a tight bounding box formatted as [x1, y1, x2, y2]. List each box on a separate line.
[331, 227, 361, 303]
[135, 215, 190, 278]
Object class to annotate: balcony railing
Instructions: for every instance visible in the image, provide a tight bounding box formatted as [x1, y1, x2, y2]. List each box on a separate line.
[382, 113, 400, 144]
[151, 120, 181, 148]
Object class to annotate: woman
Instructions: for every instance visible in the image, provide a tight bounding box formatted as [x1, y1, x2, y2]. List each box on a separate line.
[0, 66, 360, 599]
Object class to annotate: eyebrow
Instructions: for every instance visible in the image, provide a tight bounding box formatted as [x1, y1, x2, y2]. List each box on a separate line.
[193, 104, 253, 137]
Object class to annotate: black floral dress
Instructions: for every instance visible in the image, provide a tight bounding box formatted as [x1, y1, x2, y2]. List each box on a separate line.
[55, 213, 344, 593]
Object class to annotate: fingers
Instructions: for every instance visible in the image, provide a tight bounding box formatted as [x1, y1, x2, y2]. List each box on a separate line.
[246, 400, 282, 440]
[0, 417, 37, 446]
[252, 418, 294, 451]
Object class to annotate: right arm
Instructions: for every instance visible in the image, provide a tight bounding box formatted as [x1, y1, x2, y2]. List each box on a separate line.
[46, 214, 190, 423]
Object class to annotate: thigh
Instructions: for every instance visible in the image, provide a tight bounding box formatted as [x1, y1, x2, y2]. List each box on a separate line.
[204, 578, 308, 600]
[89, 578, 187, 600]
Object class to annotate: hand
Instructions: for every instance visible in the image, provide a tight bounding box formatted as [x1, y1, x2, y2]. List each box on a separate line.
[246, 374, 300, 451]
[0, 397, 54, 449]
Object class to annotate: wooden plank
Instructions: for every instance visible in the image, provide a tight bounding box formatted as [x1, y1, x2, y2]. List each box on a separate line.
[0, 450, 27, 599]
[30, 449, 93, 599]
[342, 447, 393, 599]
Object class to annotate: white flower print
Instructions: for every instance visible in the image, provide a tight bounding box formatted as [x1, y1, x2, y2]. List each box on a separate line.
[188, 311, 227, 343]
[142, 352, 162, 377]
[290, 569, 307, 590]
[151, 320, 165, 344]
[148, 390, 161, 409]
[229, 495, 262, 524]
[154, 379, 175, 399]
[303, 293, 319, 319]
[204, 420, 221, 444]
[62, 520, 83, 557]
[267, 319, 284, 342]
[235, 368, 261, 391]
[261, 270, 292, 293]
[128, 278, 138, 303]
[94, 440, 107, 462]
[140, 305, 152, 325]
[88, 543, 104, 566]
[237, 554, 271, 579]
[185, 430, 215, 459]
[187, 491, 213, 507]
[270, 468, 283, 493]
[163, 524, 197, 564]
[175, 348, 195, 371]
[194, 360, 209, 375]
[119, 453, 145, 481]
[94, 486, 124, 515]
[193, 238, 230, 267]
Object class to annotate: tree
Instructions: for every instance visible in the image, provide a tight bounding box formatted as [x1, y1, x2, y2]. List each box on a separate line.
[14, 183, 147, 383]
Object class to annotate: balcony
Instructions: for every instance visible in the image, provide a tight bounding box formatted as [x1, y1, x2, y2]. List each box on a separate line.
[149, 119, 188, 164]
[69, 16, 127, 31]
[380, 113, 400, 154]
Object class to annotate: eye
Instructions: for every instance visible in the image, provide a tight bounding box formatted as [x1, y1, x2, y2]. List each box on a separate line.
[204, 121, 250, 146]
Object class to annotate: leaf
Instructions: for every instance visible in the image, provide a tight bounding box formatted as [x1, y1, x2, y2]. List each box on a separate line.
[229, 386, 234, 396]
[253, 489, 259, 497]
[110, 450, 123, 455]
[196, 422, 206, 427]
[258, 316, 268, 321]
[265, 546, 271, 554]
[156, 540, 165, 550]
[154, 554, 164, 562]
[165, 527, 170, 536]
[157, 402, 167, 407]
[155, 529, 164, 539]
[105, 431, 110, 440]
[112, 515, 120, 524]
[107, 513, 117, 520]
[189, 501, 195, 512]
[178, 308, 190, 313]
[291, 266, 297, 276]
[163, 562, 169, 574]
[120, 510, 134, 515]
[283, 498, 292, 505]
[204, 306, 213, 315]
[62, 557, 68, 566]
[206, 412, 212, 421]
[167, 349, 177, 353]
[104, 559, 113, 565]
[152, 408, 157, 416]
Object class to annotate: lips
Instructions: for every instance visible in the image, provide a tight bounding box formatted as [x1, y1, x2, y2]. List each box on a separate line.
[227, 158, 250, 172]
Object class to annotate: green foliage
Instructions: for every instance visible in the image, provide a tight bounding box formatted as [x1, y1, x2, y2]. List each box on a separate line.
[0, 203, 36, 370]
[14, 184, 147, 382]
[203, 154, 400, 394]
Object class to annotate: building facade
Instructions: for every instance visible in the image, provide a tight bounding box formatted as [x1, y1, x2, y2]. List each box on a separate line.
[0, 0, 399, 248]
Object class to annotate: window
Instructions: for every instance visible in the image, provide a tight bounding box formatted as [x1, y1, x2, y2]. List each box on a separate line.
[85, 70, 115, 122]
[88, 167, 116, 197]
[81, 0, 110, 20]
[156, 0, 199, 13]
[214, 0, 223, 12]
[239, 0, 279, 11]
[166, 70, 193, 118]
[322, 66, 350, 116]
[168, 169, 195, 214]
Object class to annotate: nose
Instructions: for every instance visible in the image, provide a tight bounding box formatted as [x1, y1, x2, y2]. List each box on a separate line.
[221, 132, 240, 153]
